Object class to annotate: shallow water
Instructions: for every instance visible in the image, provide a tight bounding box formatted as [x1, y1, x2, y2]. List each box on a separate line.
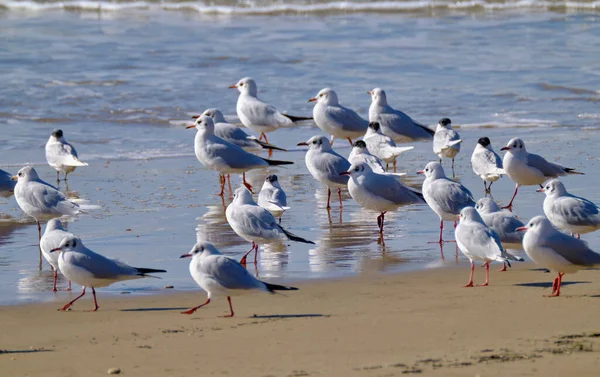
[0, 3, 599, 305]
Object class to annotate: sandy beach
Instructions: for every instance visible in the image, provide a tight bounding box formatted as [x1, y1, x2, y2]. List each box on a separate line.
[2, 264, 599, 377]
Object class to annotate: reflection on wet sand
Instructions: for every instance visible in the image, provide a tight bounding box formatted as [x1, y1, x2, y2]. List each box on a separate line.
[195, 196, 247, 251]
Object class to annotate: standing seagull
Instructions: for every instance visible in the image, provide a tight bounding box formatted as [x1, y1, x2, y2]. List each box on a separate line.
[297, 135, 350, 209]
[0, 169, 16, 198]
[363, 122, 414, 172]
[187, 116, 293, 194]
[45, 129, 88, 182]
[539, 179, 600, 237]
[40, 219, 74, 291]
[13, 166, 80, 265]
[433, 118, 462, 177]
[368, 88, 434, 142]
[418, 162, 475, 243]
[257, 174, 290, 222]
[229, 77, 311, 143]
[348, 140, 386, 173]
[50, 235, 166, 311]
[517, 216, 600, 296]
[341, 162, 424, 235]
[309, 88, 368, 145]
[197, 108, 286, 152]
[455, 207, 517, 287]
[180, 241, 298, 317]
[500, 138, 583, 211]
[471, 137, 505, 195]
[226, 187, 314, 265]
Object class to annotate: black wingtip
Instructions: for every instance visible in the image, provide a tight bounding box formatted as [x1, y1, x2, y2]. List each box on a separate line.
[256, 139, 288, 152]
[278, 225, 315, 244]
[416, 122, 435, 136]
[283, 114, 313, 122]
[263, 158, 294, 166]
[565, 168, 584, 175]
[264, 282, 299, 292]
[135, 268, 167, 274]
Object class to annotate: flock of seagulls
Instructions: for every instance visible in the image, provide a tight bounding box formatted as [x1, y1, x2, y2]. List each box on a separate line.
[1, 76, 600, 315]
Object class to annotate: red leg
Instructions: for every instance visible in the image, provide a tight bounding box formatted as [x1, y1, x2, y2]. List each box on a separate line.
[502, 184, 519, 211]
[262, 133, 269, 144]
[329, 136, 335, 146]
[52, 270, 58, 292]
[89, 287, 99, 312]
[576, 234, 580, 239]
[393, 160, 397, 173]
[223, 296, 235, 318]
[239, 242, 255, 265]
[218, 174, 225, 196]
[477, 262, 489, 286]
[242, 173, 253, 193]
[59, 286, 86, 311]
[498, 262, 508, 272]
[550, 273, 564, 297]
[37, 220, 42, 270]
[326, 188, 331, 209]
[181, 298, 211, 315]
[337, 188, 342, 207]
[429, 220, 444, 244]
[464, 261, 474, 287]
[550, 275, 559, 294]
[346, 137, 353, 146]
[66, 280, 71, 291]
[253, 243, 258, 264]
[226, 174, 232, 194]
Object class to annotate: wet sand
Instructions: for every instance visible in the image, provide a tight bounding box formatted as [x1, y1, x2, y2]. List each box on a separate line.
[2, 263, 599, 377]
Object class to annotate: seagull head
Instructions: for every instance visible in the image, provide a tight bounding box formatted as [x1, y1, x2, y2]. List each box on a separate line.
[475, 197, 501, 214]
[366, 121, 383, 136]
[340, 161, 371, 177]
[308, 88, 338, 105]
[50, 235, 83, 253]
[351, 140, 368, 155]
[12, 166, 40, 182]
[416, 161, 445, 179]
[367, 88, 387, 106]
[186, 115, 215, 134]
[516, 215, 554, 235]
[500, 137, 526, 153]
[537, 179, 567, 197]
[232, 186, 256, 205]
[180, 241, 221, 259]
[45, 218, 65, 233]
[200, 108, 227, 124]
[265, 174, 279, 184]
[477, 137, 492, 149]
[297, 135, 331, 152]
[437, 118, 452, 130]
[458, 206, 484, 224]
[51, 129, 65, 140]
[229, 77, 257, 96]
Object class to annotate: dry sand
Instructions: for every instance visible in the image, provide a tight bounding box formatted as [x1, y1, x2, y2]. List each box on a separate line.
[1, 263, 600, 377]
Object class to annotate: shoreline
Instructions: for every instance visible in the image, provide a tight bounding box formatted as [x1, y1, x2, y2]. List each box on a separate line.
[2, 263, 599, 376]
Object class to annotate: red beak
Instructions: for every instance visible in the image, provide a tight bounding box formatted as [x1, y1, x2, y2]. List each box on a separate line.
[186, 125, 195, 129]
[367, 91, 373, 95]
[228, 85, 237, 89]
[416, 170, 425, 175]
[190, 115, 200, 119]
[50, 247, 61, 253]
[500, 146, 510, 151]
[308, 97, 317, 102]
[515, 226, 527, 232]
[297, 142, 309, 146]
[339, 172, 350, 176]
[536, 188, 544, 193]
[180, 254, 192, 258]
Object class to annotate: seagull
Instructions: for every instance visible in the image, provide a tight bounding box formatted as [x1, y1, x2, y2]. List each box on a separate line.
[180, 241, 298, 317]
[367, 87, 434, 142]
[50, 235, 166, 311]
[539, 179, 600, 237]
[500, 138, 584, 211]
[197, 108, 286, 152]
[45, 129, 88, 182]
[471, 137, 505, 195]
[309, 88, 368, 145]
[187, 115, 293, 194]
[0, 169, 16, 198]
[297, 135, 350, 209]
[225, 187, 314, 265]
[341, 161, 424, 234]
[348, 140, 386, 173]
[40, 219, 74, 291]
[229, 77, 312, 143]
[418, 161, 475, 243]
[433, 118, 462, 177]
[363, 122, 414, 172]
[257, 174, 290, 222]
[517, 216, 600, 296]
[455, 207, 519, 287]
[13, 166, 80, 264]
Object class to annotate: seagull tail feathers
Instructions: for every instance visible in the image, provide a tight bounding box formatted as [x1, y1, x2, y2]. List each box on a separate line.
[282, 114, 313, 122]
[135, 267, 167, 277]
[277, 225, 315, 244]
[263, 282, 299, 293]
[255, 139, 288, 152]
[263, 158, 294, 166]
[564, 168, 584, 175]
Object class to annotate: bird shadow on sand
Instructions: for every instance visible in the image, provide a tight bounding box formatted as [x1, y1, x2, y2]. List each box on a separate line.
[0, 349, 53, 355]
[121, 307, 190, 312]
[250, 314, 327, 319]
[513, 281, 590, 289]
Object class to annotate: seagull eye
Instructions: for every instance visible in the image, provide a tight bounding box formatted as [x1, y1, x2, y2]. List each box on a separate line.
[239, 83, 243, 86]
[354, 167, 359, 172]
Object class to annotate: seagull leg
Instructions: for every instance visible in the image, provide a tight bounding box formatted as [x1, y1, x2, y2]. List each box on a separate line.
[52, 270, 58, 292]
[226, 174, 232, 194]
[550, 275, 559, 295]
[488, 181, 494, 195]
[464, 261, 475, 287]
[498, 262, 508, 272]
[377, 212, 387, 234]
[576, 234, 580, 239]
[242, 173, 253, 193]
[223, 296, 235, 318]
[326, 188, 331, 209]
[37, 220, 42, 271]
[550, 273, 564, 297]
[66, 280, 71, 291]
[429, 220, 444, 244]
[89, 287, 99, 312]
[477, 262, 489, 286]
[253, 243, 258, 264]
[181, 298, 210, 315]
[337, 188, 343, 207]
[56, 171, 60, 183]
[502, 184, 519, 211]
[329, 135, 335, 146]
[262, 133, 269, 144]
[393, 160, 397, 173]
[59, 286, 86, 311]
[346, 137, 353, 146]
[451, 158, 456, 178]
[239, 242, 255, 265]
[218, 174, 225, 196]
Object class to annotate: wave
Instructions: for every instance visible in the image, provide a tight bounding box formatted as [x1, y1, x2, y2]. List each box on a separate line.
[0, 0, 598, 15]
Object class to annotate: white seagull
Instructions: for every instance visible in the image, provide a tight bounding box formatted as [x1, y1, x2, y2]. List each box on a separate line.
[539, 179, 600, 237]
[518, 216, 600, 296]
[363, 121, 414, 172]
[341, 161, 424, 234]
[225, 187, 314, 264]
[455, 207, 519, 287]
[433, 118, 462, 177]
[187, 115, 293, 194]
[40, 219, 74, 291]
[471, 137, 505, 195]
[500, 137, 583, 210]
[229, 77, 312, 143]
[50, 235, 166, 311]
[45, 129, 88, 182]
[0, 169, 16, 198]
[197, 108, 286, 152]
[257, 174, 290, 222]
[180, 241, 298, 317]
[418, 161, 475, 243]
[297, 135, 350, 209]
[367, 87, 434, 142]
[309, 88, 368, 145]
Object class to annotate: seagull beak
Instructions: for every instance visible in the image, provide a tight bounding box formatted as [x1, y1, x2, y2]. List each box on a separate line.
[228, 85, 237, 89]
[190, 115, 200, 119]
[454, 214, 460, 221]
[186, 124, 196, 129]
[179, 254, 192, 258]
[367, 91, 373, 95]
[297, 142, 309, 146]
[536, 188, 544, 193]
[515, 226, 528, 232]
[339, 171, 350, 176]
[500, 146, 510, 151]
[11, 175, 17, 181]
[308, 97, 317, 102]
[416, 170, 425, 175]
[50, 247, 61, 253]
